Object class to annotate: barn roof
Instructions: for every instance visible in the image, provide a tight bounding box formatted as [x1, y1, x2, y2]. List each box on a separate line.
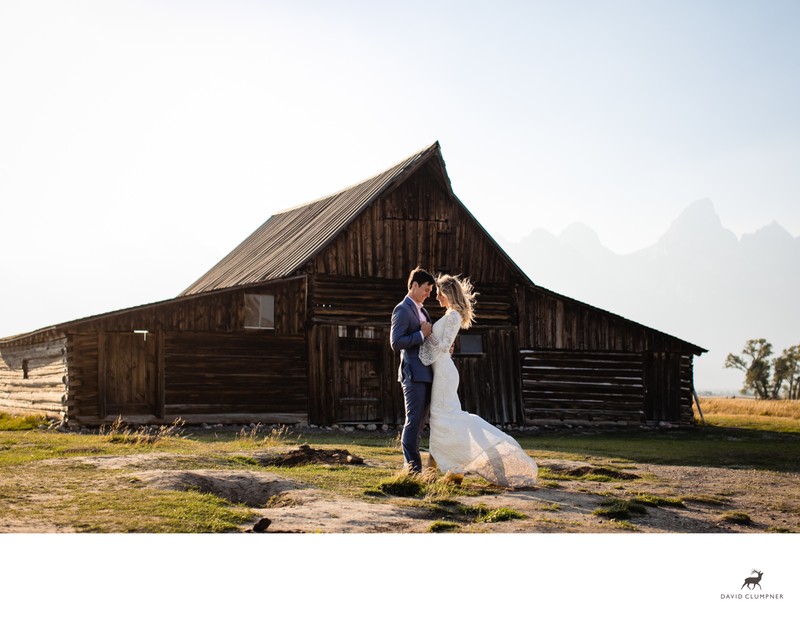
[181, 141, 449, 296]
[1, 141, 706, 355]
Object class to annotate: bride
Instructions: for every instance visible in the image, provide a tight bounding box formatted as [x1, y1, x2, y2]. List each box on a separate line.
[419, 274, 538, 488]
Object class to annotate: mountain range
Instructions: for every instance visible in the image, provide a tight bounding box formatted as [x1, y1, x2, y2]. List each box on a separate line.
[496, 199, 800, 393]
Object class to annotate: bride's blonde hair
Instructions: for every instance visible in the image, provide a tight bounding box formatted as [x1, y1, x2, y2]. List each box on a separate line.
[436, 274, 477, 329]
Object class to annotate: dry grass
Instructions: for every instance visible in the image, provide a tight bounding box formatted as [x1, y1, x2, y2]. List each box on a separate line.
[235, 424, 292, 447]
[98, 417, 186, 445]
[697, 397, 800, 420]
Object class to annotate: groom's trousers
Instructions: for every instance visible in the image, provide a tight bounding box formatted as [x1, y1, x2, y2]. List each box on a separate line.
[400, 379, 431, 473]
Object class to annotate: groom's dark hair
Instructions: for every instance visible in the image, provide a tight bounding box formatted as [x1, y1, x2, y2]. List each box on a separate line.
[407, 267, 435, 290]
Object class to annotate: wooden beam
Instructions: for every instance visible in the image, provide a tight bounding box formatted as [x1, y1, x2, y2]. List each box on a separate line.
[157, 330, 165, 419]
[97, 331, 106, 419]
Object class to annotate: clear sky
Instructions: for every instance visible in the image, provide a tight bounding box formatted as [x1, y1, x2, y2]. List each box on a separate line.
[2, 0, 799, 337]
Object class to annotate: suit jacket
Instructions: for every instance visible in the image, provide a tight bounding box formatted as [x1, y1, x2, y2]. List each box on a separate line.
[390, 296, 433, 384]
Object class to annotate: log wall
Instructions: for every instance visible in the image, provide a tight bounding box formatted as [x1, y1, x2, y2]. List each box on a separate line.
[308, 275, 515, 326]
[67, 333, 100, 419]
[163, 332, 307, 416]
[453, 327, 521, 425]
[521, 349, 696, 427]
[60, 277, 308, 422]
[307, 321, 521, 426]
[520, 349, 645, 426]
[643, 351, 695, 424]
[0, 338, 68, 419]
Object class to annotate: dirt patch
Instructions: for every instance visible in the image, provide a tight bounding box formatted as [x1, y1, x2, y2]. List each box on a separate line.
[557, 465, 640, 480]
[247, 488, 437, 533]
[132, 469, 305, 507]
[40, 452, 214, 471]
[256, 444, 364, 467]
[131, 467, 436, 532]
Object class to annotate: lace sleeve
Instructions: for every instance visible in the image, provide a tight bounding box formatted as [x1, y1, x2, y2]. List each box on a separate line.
[419, 311, 461, 366]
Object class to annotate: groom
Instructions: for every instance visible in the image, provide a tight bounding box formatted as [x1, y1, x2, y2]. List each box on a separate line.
[390, 267, 435, 473]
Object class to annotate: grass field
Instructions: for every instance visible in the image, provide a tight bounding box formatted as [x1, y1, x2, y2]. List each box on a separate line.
[1, 399, 799, 533]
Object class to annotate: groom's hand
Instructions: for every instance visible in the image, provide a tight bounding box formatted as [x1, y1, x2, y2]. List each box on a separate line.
[421, 321, 432, 338]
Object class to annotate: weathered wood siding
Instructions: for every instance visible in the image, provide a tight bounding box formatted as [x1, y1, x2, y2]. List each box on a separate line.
[64, 278, 306, 336]
[164, 332, 307, 416]
[520, 350, 645, 426]
[62, 277, 308, 421]
[517, 285, 695, 353]
[680, 355, 695, 423]
[67, 333, 100, 419]
[0, 338, 68, 419]
[305, 163, 522, 425]
[644, 352, 694, 424]
[453, 327, 521, 425]
[518, 285, 697, 426]
[103, 331, 160, 416]
[307, 324, 398, 425]
[313, 163, 513, 286]
[2, 148, 704, 429]
[306, 267, 522, 425]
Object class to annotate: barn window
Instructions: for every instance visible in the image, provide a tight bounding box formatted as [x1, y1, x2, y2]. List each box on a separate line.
[244, 294, 275, 329]
[457, 334, 484, 355]
[22, 359, 30, 379]
[338, 326, 378, 339]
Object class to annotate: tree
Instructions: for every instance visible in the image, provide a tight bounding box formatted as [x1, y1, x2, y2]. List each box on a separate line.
[775, 345, 800, 400]
[724, 339, 773, 399]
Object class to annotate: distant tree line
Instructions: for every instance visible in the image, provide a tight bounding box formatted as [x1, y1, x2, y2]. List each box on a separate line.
[725, 339, 800, 399]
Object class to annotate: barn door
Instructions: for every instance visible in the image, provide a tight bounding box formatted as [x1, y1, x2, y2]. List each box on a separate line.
[103, 331, 158, 416]
[336, 327, 382, 422]
[643, 351, 681, 422]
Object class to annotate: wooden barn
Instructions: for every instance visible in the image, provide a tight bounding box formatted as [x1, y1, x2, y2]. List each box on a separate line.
[0, 141, 706, 429]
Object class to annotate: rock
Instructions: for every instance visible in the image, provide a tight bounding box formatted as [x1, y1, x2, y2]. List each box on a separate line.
[381, 424, 389, 431]
[442, 471, 464, 486]
[252, 517, 272, 533]
[344, 426, 354, 432]
[356, 424, 365, 431]
[366, 424, 377, 431]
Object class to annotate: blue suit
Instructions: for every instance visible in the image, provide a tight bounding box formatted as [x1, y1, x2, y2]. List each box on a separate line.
[390, 296, 433, 472]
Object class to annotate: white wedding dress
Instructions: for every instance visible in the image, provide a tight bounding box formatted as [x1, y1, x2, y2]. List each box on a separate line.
[420, 309, 538, 488]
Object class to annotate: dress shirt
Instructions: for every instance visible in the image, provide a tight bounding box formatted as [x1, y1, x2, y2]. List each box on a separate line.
[409, 295, 427, 343]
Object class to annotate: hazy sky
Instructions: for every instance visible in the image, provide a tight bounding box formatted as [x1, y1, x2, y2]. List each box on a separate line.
[2, 0, 799, 337]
